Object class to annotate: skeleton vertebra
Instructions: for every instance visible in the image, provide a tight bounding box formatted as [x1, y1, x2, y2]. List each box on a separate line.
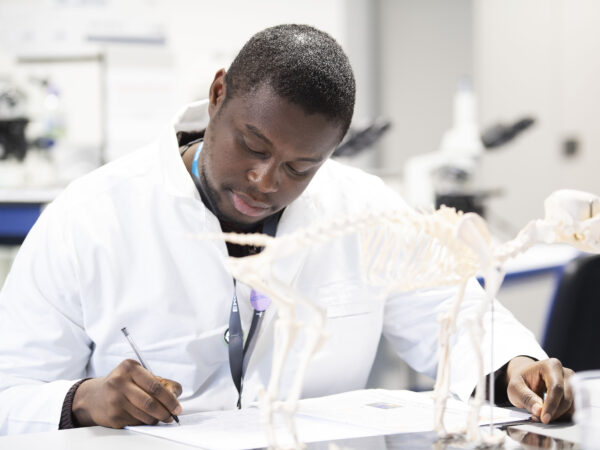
[195, 189, 600, 449]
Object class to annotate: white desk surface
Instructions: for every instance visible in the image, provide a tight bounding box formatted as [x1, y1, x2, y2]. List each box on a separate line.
[0, 426, 193, 449]
[0, 421, 580, 449]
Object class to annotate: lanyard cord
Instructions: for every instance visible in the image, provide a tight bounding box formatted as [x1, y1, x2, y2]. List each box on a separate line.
[227, 214, 278, 408]
[228, 282, 268, 409]
[227, 279, 245, 407]
[188, 141, 221, 216]
[188, 141, 279, 409]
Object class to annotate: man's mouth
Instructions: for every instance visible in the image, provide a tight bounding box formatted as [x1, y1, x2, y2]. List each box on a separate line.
[230, 190, 271, 217]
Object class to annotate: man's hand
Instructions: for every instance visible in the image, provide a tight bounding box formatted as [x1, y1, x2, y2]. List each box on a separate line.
[506, 356, 574, 424]
[72, 359, 182, 428]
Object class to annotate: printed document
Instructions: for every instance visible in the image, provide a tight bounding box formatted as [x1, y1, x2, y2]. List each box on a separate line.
[127, 389, 531, 449]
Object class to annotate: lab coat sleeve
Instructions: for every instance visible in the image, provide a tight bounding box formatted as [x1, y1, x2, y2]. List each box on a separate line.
[0, 192, 92, 435]
[382, 278, 548, 402]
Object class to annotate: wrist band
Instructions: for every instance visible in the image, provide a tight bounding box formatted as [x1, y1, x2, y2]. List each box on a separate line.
[59, 378, 91, 429]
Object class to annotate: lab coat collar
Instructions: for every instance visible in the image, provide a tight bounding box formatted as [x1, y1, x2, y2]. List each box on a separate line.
[173, 99, 211, 134]
[157, 100, 210, 206]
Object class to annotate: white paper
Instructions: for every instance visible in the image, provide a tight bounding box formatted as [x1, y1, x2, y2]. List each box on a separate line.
[298, 389, 531, 433]
[127, 406, 382, 450]
[127, 389, 532, 449]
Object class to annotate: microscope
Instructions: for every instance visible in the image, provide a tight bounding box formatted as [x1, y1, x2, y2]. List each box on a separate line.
[0, 78, 28, 161]
[403, 80, 534, 218]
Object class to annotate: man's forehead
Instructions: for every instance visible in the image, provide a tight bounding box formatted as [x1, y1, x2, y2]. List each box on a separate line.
[224, 85, 343, 155]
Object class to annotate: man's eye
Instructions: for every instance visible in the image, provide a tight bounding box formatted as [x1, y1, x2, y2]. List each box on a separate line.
[286, 164, 310, 177]
[243, 142, 266, 157]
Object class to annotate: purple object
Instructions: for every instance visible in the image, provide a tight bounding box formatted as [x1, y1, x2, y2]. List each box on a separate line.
[250, 289, 271, 312]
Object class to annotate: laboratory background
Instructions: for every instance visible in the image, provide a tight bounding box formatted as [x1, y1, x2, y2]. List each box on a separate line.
[0, 0, 598, 390]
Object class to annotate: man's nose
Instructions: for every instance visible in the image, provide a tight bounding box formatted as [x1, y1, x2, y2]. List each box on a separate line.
[247, 162, 279, 193]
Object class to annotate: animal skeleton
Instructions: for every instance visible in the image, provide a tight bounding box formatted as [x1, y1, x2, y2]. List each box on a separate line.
[198, 189, 600, 448]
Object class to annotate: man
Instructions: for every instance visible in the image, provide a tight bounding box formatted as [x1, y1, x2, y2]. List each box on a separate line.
[0, 24, 573, 435]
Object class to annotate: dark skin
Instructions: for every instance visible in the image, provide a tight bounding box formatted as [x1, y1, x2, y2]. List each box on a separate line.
[183, 69, 342, 232]
[506, 356, 574, 423]
[73, 359, 182, 427]
[73, 69, 574, 428]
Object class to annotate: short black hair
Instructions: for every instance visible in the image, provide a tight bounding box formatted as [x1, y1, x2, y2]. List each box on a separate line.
[225, 24, 356, 140]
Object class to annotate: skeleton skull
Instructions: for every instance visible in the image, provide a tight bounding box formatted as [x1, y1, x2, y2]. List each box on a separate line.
[543, 189, 600, 252]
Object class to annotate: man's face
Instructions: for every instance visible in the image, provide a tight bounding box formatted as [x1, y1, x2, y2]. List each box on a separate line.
[200, 74, 343, 230]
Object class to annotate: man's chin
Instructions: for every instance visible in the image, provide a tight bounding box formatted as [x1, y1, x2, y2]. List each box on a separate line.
[215, 208, 266, 231]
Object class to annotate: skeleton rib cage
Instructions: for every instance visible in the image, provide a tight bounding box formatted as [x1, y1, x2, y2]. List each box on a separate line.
[357, 207, 479, 292]
[221, 206, 479, 294]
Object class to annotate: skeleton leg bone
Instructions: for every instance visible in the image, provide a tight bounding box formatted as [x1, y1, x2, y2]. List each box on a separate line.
[465, 316, 484, 444]
[260, 298, 300, 449]
[467, 266, 506, 445]
[278, 299, 329, 449]
[433, 277, 469, 436]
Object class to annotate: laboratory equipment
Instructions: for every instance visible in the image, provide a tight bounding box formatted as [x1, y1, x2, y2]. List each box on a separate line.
[0, 78, 28, 161]
[403, 79, 535, 217]
[333, 118, 391, 157]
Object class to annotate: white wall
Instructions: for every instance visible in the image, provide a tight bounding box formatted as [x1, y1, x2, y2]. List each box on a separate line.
[474, 0, 600, 230]
[0, 0, 349, 162]
[6, 1, 598, 208]
[375, 0, 600, 232]
[378, 0, 473, 171]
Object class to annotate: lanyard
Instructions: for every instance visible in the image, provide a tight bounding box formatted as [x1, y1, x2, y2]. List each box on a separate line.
[189, 141, 278, 409]
[227, 214, 277, 409]
[189, 141, 220, 215]
[228, 283, 270, 408]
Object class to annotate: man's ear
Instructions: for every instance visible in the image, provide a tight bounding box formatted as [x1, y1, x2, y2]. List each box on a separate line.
[208, 68, 227, 118]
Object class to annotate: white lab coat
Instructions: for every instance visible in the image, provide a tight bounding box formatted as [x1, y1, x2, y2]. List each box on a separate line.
[0, 101, 547, 435]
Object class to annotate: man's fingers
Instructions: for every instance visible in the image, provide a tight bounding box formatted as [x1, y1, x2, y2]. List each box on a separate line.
[129, 365, 182, 417]
[103, 405, 145, 429]
[122, 397, 162, 426]
[539, 359, 565, 423]
[554, 395, 574, 421]
[124, 381, 177, 422]
[73, 360, 183, 429]
[505, 357, 576, 424]
[157, 376, 183, 398]
[542, 367, 575, 423]
[507, 377, 544, 417]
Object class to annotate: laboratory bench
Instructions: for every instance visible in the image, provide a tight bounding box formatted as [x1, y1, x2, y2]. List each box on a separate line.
[0, 420, 581, 449]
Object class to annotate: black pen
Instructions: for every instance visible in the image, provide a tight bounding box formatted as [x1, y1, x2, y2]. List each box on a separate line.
[121, 327, 180, 425]
[496, 418, 534, 431]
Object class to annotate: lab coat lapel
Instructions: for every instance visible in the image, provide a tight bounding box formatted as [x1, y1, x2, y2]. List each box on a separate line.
[160, 100, 210, 200]
[270, 193, 315, 285]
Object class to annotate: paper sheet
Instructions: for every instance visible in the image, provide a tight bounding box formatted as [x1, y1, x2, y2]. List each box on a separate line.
[127, 406, 382, 450]
[127, 389, 531, 450]
[298, 389, 531, 433]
